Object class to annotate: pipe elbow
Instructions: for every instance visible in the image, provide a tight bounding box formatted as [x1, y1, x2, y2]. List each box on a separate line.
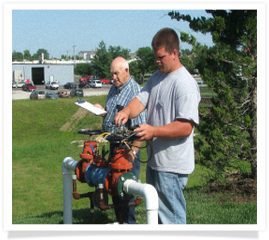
[123, 179, 158, 211]
[62, 157, 78, 174]
[140, 184, 158, 211]
[73, 192, 81, 200]
[99, 201, 112, 211]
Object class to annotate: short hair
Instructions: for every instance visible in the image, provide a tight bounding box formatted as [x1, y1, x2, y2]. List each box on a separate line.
[151, 28, 180, 54]
[121, 58, 129, 71]
[112, 56, 129, 72]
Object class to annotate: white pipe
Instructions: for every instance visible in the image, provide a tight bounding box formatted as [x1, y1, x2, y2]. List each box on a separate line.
[62, 157, 159, 224]
[123, 179, 159, 224]
[62, 157, 78, 224]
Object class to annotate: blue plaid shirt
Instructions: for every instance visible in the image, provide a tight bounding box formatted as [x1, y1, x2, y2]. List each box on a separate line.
[102, 76, 147, 133]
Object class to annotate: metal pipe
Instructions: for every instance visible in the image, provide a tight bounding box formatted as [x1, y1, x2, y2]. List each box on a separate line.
[128, 196, 142, 207]
[62, 157, 78, 224]
[123, 179, 159, 224]
[99, 184, 115, 210]
[72, 175, 80, 199]
[98, 183, 112, 210]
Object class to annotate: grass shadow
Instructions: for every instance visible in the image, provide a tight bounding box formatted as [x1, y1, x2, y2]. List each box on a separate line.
[12, 208, 117, 225]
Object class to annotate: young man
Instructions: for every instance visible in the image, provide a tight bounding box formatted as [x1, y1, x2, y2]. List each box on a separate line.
[94, 57, 146, 223]
[114, 28, 201, 224]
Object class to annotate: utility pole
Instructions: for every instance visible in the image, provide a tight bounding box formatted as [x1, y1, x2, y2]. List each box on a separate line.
[73, 42, 76, 64]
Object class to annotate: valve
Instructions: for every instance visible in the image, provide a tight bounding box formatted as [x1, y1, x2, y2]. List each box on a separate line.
[72, 128, 143, 224]
[75, 129, 138, 200]
[75, 129, 104, 182]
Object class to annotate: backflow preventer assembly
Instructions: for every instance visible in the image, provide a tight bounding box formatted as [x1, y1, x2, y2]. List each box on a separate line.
[62, 128, 158, 224]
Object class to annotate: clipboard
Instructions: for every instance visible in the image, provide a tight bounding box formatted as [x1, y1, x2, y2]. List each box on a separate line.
[74, 98, 107, 116]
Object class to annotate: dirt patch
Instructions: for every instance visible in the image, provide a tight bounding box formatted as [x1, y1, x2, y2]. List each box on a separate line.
[60, 108, 89, 131]
[206, 175, 257, 203]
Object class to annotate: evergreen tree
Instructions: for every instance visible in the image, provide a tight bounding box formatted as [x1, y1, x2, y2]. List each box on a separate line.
[92, 41, 131, 78]
[91, 41, 111, 78]
[169, 10, 257, 179]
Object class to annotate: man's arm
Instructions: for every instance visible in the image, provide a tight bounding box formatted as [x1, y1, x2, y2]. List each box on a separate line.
[134, 119, 194, 141]
[114, 97, 145, 127]
[127, 139, 144, 163]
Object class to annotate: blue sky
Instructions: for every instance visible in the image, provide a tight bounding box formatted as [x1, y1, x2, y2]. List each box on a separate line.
[6, 2, 265, 58]
[12, 9, 214, 58]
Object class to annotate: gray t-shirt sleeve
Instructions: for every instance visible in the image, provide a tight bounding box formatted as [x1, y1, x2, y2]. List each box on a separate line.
[175, 92, 200, 125]
[136, 83, 149, 108]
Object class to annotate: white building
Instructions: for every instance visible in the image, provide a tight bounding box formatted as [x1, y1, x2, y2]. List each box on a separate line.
[78, 51, 96, 60]
[12, 63, 74, 86]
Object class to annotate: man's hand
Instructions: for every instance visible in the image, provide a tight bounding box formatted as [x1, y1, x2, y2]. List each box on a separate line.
[134, 124, 155, 141]
[114, 97, 145, 127]
[94, 103, 105, 111]
[114, 110, 129, 127]
[94, 103, 107, 117]
[128, 150, 136, 163]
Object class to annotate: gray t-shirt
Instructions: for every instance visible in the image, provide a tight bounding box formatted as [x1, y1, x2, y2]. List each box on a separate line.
[137, 67, 201, 174]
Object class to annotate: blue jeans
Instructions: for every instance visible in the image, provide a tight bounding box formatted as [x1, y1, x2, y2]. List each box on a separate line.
[146, 165, 188, 224]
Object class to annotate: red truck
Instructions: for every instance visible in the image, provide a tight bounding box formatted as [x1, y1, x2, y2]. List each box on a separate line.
[79, 75, 91, 82]
[22, 83, 36, 92]
[100, 78, 111, 84]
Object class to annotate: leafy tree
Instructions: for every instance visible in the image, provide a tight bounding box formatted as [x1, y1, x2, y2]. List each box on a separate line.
[12, 51, 23, 61]
[180, 53, 195, 74]
[23, 50, 31, 60]
[32, 49, 49, 60]
[74, 63, 93, 75]
[168, 10, 257, 180]
[108, 45, 131, 60]
[92, 41, 132, 79]
[129, 60, 141, 82]
[136, 47, 158, 82]
[91, 41, 111, 78]
[182, 49, 192, 55]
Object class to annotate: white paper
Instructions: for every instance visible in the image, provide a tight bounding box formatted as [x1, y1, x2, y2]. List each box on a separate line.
[74, 99, 107, 116]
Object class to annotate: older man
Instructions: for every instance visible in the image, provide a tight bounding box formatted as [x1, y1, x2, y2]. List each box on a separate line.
[94, 57, 146, 224]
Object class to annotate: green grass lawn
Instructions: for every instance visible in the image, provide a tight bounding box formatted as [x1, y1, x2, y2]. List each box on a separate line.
[199, 85, 217, 97]
[12, 91, 256, 224]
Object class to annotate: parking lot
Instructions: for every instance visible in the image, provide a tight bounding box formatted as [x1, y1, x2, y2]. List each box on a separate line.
[12, 84, 112, 100]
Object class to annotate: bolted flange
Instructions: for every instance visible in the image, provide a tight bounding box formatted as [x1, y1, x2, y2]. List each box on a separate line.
[116, 172, 137, 200]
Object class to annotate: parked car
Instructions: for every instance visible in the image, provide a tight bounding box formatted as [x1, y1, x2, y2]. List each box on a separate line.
[100, 78, 111, 84]
[46, 91, 59, 99]
[16, 81, 25, 88]
[57, 90, 70, 98]
[45, 81, 59, 90]
[22, 83, 36, 91]
[63, 82, 77, 89]
[70, 88, 83, 97]
[78, 81, 90, 88]
[79, 77, 87, 82]
[79, 75, 91, 82]
[89, 80, 102, 88]
[30, 90, 46, 100]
